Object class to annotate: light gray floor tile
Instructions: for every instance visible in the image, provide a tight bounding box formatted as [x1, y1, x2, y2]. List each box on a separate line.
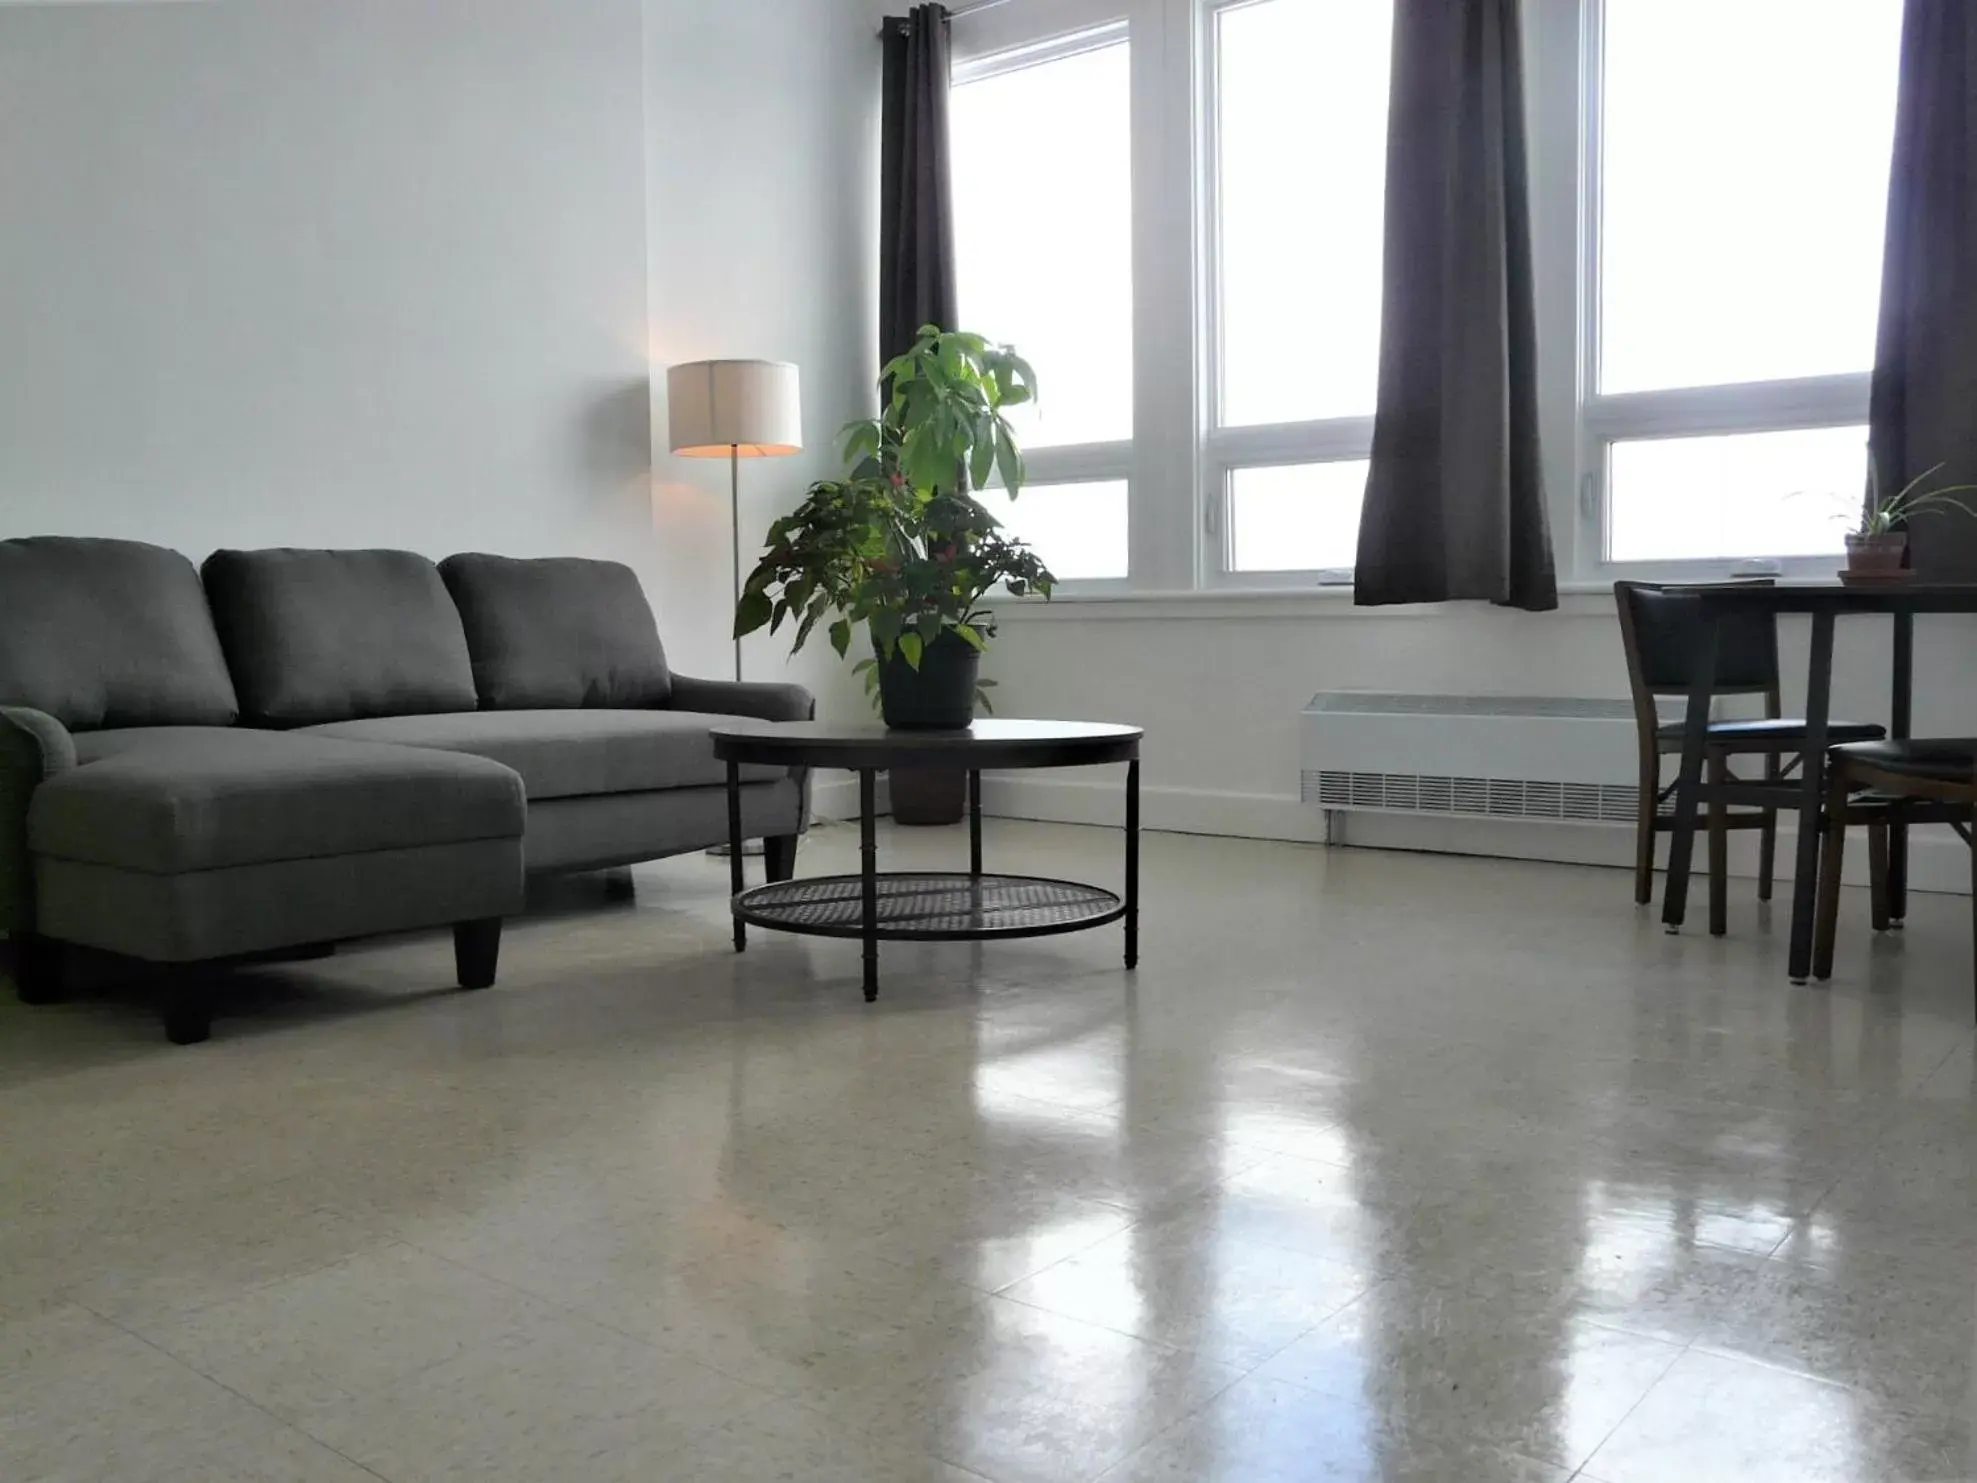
[293, 1311, 768, 1482]
[138, 1241, 564, 1421]
[1097, 1373, 1572, 1483]
[1583, 1348, 1973, 1483]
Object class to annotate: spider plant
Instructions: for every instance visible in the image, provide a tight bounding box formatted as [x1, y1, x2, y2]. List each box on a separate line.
[1859, 462, 1977, 537]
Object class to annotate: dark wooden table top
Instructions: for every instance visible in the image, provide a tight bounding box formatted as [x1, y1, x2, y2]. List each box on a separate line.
[1665, 581, 1977, 614]
[711, 718, 1143, 771]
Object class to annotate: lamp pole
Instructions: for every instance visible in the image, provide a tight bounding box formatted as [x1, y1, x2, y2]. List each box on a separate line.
[731, 443, 743, 683]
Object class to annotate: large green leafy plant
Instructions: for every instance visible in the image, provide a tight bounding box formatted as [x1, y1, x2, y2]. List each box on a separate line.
[735, 326, 1056, 705]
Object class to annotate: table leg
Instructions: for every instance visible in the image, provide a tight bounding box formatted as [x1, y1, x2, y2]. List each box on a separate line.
[727, 761, 746, 952]
[1661, 609, 1720, 933]
[969, 769, 983, 878]
[1787, 611, 1837, 983]
[1125, 757, 1140, 969]
[1889, 609, 1914, 925]
[860, 768, 879, 1003]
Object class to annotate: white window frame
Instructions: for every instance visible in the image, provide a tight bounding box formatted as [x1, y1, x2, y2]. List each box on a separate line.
[1197, 0, 1380, 589]
[1577, 0, 1877, 583]
[951, 12, 1139, 596]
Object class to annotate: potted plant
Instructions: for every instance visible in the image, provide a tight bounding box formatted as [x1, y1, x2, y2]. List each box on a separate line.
[1847, 462, 1977, 580]
[735, 326, 1055, 818]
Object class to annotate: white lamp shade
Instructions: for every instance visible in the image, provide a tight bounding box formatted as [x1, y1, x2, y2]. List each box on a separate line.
[667, 359, 803, 458]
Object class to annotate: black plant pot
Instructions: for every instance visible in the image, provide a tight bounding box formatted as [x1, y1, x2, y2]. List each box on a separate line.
[889, 765, 968, 826]
[876, 629, 979, 730]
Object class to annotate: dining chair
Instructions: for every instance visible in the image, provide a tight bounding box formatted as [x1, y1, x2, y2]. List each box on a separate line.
[1814, 739, 1977, 1012]
[1614, 581, 1888, 933]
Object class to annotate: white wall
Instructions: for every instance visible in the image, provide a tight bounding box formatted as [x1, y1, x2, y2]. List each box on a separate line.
[0, 0, 878, 719]
[644, 0, 880, 709]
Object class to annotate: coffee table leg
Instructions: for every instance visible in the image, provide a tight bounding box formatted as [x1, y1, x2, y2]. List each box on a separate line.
[1125, 757, 1140, 969]
[969, 769, 983, 878]
[727, 760, 745, 952]
[860, 767, 879, 1002]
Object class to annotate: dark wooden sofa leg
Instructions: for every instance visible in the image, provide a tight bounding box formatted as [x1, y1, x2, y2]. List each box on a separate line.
[763, 835, 799, 885]
[602, 868, 637, 903]
[161, 970, 216, 1046]
[454, 919, 503, 990]
[12, 931, 66, 1006]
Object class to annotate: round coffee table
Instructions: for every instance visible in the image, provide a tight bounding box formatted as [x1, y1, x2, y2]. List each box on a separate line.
[710, 719, 1143, 1001]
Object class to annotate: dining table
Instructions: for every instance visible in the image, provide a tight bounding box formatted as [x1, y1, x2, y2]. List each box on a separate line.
[1660, 581, 1977, 983]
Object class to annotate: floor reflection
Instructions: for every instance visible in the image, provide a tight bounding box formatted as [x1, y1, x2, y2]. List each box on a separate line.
[2, 823, 1972, 1481]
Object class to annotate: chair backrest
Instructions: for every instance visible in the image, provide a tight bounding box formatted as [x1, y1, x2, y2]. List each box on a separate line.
[1613, 581, 1782, 725]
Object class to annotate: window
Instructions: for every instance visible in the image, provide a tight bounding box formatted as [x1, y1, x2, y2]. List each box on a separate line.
[1214, 0, 1392, 429]
[1206, 0, 1392, 584]
[1227, 461, 1367, 577]
[977, 479, 1130, 581]
[1606, 427, 1869, 564]
[952, 32, 1133, 452]
[1591, 0, 1903, 567]
[951, 23, 1134, 588]
[945, 0, 1910, 595]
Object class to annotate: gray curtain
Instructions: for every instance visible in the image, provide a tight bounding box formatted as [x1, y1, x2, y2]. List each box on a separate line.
[1869, 0, 1977, 581]
[1355, 0, 1556, 611]
[880, 4, 957, 365]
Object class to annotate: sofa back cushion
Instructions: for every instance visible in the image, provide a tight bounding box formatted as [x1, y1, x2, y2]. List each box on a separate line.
[0, 537, 239, 730]
[202, 548, 478, 727]
[439, 554, 672, 709]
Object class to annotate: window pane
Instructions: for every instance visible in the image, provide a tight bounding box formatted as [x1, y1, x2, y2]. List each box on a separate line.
[1599, 0, 1901, 394]
[1229, 461, 1368, 573]
[977, 480, 1129, 581]
[952, 41, 1132, 449]
[1607, 426, 1864, 563]
[1217, 0, 1392, 428]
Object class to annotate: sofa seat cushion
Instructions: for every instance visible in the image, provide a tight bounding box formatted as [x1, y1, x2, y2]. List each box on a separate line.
[0, 538, 239, 730]
[29, 729, 524, 875]
[202, 548, 479, 727]
[301, 710, 784, 802]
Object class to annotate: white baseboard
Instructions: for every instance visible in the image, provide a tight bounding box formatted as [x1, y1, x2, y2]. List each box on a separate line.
[978, 773, 1971, 896]
[981, 774, 1324, 843]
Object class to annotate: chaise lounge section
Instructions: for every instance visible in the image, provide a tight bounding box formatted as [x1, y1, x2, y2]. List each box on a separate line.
[0, 538, 813, 1043]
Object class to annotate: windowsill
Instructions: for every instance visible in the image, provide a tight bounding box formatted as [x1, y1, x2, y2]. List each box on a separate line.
[982, 585, 1624, 621]
[985, 560, 1859, 621]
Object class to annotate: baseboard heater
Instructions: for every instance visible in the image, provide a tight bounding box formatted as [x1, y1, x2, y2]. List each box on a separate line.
[1301, 693, 1640, 825]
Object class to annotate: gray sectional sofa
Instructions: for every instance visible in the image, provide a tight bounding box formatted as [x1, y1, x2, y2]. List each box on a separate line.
[0, 538, 812, 1044]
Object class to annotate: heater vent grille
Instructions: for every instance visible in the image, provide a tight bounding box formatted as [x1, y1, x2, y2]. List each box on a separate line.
[1304, 770, 1641, 824]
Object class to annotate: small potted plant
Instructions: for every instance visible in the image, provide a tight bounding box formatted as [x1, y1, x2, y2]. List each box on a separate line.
[1847, 461, 1977, 581]
[736, 325, 1055, 731]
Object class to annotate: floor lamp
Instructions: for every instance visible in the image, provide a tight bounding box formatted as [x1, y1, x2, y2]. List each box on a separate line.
[666, 358, 804, 683]
[667, 360, 802, 856]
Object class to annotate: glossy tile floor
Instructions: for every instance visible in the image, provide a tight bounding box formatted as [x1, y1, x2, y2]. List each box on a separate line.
[2, 820, 1974, 1483]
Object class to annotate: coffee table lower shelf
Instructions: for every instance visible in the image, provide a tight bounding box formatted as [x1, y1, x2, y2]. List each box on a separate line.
[734, 872, 1125, 942]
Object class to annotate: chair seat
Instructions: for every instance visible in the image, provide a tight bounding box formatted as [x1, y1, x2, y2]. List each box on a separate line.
[1657, 718, 1887, 750]
[1833, 738, 1977, 784]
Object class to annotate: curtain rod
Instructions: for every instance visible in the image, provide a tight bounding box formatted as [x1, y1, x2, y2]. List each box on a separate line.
[881, 0, 1014, 32]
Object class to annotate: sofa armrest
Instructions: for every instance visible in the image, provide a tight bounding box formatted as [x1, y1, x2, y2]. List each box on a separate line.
[667, 675, 816, 725]
[0, 707, 77, 934]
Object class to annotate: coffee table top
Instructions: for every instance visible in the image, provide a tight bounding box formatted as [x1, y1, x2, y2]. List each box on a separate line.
[710, 718, 1142, 771]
